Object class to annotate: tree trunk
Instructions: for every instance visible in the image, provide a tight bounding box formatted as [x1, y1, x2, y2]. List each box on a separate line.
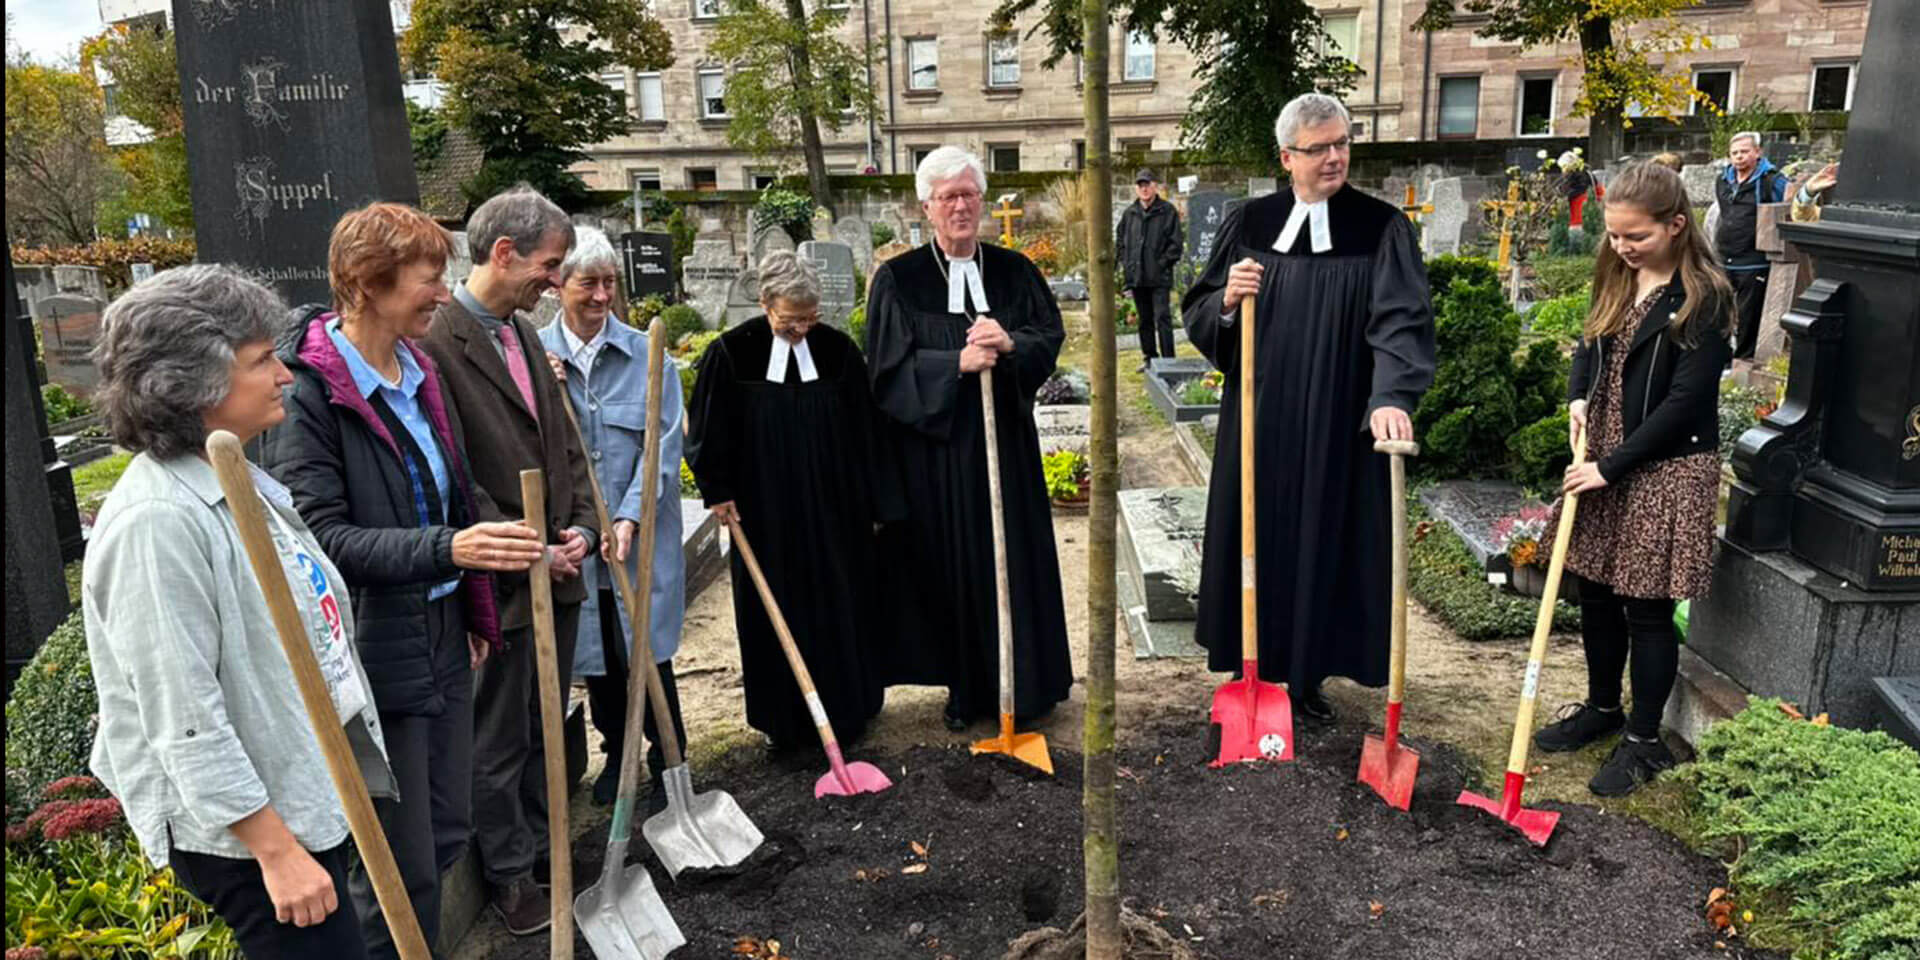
[783, 0, 837, 219]
[1579, 13, 1625, 169]
[1078, 0, 1119, 954]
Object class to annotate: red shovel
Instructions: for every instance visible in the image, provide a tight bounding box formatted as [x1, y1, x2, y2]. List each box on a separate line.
[1457, 429, 1590, 845]
[726, 517, 893, 798]
[1359, 439, 1420, 810]
[1210, 295, 1294, 766]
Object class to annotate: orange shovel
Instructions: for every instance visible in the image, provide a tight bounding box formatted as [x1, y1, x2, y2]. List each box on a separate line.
[1457, 429, 1590, 845]
[1358, 439, 1420, 810]
[968, 368, 1053, 775]
[1210, 295, 1294, 766]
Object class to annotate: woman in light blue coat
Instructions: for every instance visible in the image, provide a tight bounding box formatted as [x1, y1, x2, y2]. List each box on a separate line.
[538, 227, 687, 811]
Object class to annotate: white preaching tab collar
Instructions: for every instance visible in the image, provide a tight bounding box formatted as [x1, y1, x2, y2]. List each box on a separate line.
[1274, 198, 1332, 254]
[946, 257, 991, 315]
[766, 334, 819, 383]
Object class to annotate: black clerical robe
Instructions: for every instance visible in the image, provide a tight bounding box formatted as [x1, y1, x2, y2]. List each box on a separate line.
[866, 243, 1073, 721]
[687, 318, 897, 747]
[1181, 184, 1435, 692]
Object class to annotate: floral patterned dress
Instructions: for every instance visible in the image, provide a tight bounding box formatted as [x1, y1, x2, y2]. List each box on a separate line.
[1548, 286, 1720, 600]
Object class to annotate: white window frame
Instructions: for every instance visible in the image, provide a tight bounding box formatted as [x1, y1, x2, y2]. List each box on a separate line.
[1437, 75, 1479, 138]
[697, 67, 728, 118]
[1321, 12, 1358, 64]
[1515, 73, 1556, 138]
[988, 143, 1020, 173]
[1123, 29, 1154, 82]
[907, 37, 938, 91]
[628, 169, 663, 192]
[1808, 60, 1856, 111]
[1691, 66, 1737, 115]
[634, 72, 664, 122]
[988, 33, 1020, 88]
[746, 170, 779, 190]
[693, 0, 721, 18]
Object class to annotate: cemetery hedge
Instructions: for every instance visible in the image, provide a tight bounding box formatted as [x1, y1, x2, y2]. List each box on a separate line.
[10, 237, 197, 291]
[1408, 501, 1578, 641]
[3, 610, 97, 804]
[1676, 700, 1920, 960]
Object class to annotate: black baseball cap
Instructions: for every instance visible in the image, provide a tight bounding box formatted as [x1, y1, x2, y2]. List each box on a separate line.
[1134, 168, 1158, 184]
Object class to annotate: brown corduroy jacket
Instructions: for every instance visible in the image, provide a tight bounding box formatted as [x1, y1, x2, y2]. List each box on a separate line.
[419, 296, 597, 631]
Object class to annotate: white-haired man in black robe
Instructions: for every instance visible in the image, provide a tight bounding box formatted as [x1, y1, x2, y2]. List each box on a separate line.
[1182, 93, 1436, 723]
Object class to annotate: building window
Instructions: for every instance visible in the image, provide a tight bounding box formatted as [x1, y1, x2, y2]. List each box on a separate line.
[987, 34, 1020, 88]
[1692, 68, 1735, 114]
[1437, 76, 1479, 138]
[1517, 75, 1555, 136]
[635, 72, 664, 121]
[600, 72, 629, 114]
[989, 144, 1020, 173]
[693, 0, 721, 18]
[1072, 140, 1085, 170]
[688, 168, 718, 190]
[907, 37, 938, 91]
[909, 145, 937, 169]
[1123, 29, 1154, 81]
[629, 169, 663, 192]
[697, 68, 728, 118]
[1322, 12, 1358, 63]
[1810, 62, 1855, 111]
[748, 170, 778, 189]
[1119, 138, 1152, 157]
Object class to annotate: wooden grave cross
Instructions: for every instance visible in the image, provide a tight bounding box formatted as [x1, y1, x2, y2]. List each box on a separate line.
[1401, 184, 1434, 224]
[1481, 180, 1537, 272]
[992, 194, 1024, 247]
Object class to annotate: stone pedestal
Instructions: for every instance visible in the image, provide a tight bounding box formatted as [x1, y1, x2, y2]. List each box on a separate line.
[1690, 537, 1920, 727]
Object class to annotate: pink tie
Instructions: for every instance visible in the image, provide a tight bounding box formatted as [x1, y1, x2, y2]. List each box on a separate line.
[496, 321, 540, 424]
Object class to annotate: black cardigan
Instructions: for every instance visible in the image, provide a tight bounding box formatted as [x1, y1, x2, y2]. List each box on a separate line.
[1567, 281, 1732, 484]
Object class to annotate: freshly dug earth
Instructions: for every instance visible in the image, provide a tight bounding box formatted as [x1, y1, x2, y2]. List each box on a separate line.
[493, 711, 1770, 960]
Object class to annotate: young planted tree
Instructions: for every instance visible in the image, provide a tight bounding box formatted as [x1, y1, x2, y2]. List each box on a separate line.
[707, 0, 876, 217]
[401, 0, 674, 212]
[1415, 1, 1713, 168]
[84, 19, 194, 233]
[993, 0, 1356, 166]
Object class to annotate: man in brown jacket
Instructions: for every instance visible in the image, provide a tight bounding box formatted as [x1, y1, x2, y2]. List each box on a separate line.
[419, 185, 597, 936]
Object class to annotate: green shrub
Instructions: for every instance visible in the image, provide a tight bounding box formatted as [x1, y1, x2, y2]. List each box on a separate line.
[1508, 409, 1572, 496]
[658, 304, 706, 348]
[4, 610, 95, 801]
[753, 187, 817, 241]
[629, 294, 668, 326]
[1423, 254, 1500, 296]
[1041, 449, 1088, 500]
[1526, 290, 1589, 344]
[1675, 700, 1920, 960]
[1414, 277, 1522, 479]
[846, 305, 867, 353]
[1408, 502, 1578, 641]
[1513, 339, 1569, 426]
[870, 221, 894, 249]
[1719, 382, 1771, 461]
[1531, 255, 1595, 301]
[673, 330, 722, 403]
[680, 459, 700, 499]
[40, 384, 91, 424]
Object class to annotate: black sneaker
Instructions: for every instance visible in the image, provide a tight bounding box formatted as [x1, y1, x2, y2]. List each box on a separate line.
[1533, 702, 1625, 753]
[1589, 735, 1676, 797]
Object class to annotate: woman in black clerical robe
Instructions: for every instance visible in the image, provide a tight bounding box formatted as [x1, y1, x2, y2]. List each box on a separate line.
[1180, 160, 1434, 717]
[687, 251, 897, 749]
[867, 146, 1073, 729]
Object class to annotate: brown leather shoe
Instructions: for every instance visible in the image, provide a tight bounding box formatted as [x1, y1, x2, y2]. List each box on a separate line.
[491, 876, 551, 936]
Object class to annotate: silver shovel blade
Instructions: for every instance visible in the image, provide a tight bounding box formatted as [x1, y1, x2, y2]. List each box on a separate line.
[642, 764, 765, 879]
[575, 865, 685, 960]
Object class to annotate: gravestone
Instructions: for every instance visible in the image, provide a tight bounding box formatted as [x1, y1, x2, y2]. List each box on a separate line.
[13, 266, 56, 314]
[1423, 178, 1471, 257]
[1117, 487, 1209, 659]
[1246, 177, 1278, 198]
[1680, 163, 1721, 207]
[4, 250, 75, 697]
[1143, 357, 1218, 423]
[873, 241, 913, 265]
[832, 215, 873, 279]
[1047, 277, 1089, 302]
[1751, 203, 1809, 364]
[724, 269, 761, 326]
[444, 231, 471, 287]
[751, 225, 795, 266]
[619, 231, 676, 303]
[35, 290, 106, 399]
[1033, 404, 1090, 455]
[1186, 191, 1235, 266]
[797, 239, 858, 330]
[129, 262, 156, 284]
[1417, 479, 1531, 570]
[811, 208, 834, 244]
[879, 208, 912, 249]
[682, 219, 742, 328]
[53, 265, 107, 303]
[908, 221, 924, 246]
[173, 0, 419, 306]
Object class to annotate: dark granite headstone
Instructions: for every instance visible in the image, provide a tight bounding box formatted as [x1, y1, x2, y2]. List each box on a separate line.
[1872, 677, 1920, 749]
[620, 231, 675, 302]
[797, 240, 857, 330]
[173, 0, 419, 306]
[5, 250, 74, 697]
[1186, 191, 1236, 267]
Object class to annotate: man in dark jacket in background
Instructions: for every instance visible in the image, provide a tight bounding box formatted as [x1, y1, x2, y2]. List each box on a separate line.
[418, 185, 599, 936]
[1714, 131, 1788, 360]
[1115, 168, 1184, 369]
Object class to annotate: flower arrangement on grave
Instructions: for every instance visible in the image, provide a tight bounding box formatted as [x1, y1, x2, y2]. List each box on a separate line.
[1492, 504, 1554, 569]
[1042, 449, 1090, 503]
[1017, 232, 1061, 276]
[1179, 370, 1225, 406]
[1037, 366, 1091, 405]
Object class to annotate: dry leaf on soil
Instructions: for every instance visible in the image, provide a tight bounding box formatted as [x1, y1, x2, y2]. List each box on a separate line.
[910, 840, 928, 857]
[902, 863, 929, 875]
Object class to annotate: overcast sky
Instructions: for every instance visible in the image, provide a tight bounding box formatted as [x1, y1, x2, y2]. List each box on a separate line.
[7, 0, 106, 65]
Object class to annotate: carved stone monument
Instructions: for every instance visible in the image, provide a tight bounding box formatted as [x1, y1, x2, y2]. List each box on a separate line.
[683, 219, 743, 329]
[796, 239, 857, 330]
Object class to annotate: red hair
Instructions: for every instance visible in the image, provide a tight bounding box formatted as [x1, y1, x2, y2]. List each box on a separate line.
[328, 202, 453, 314]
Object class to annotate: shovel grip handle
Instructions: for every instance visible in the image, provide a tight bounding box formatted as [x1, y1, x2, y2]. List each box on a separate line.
[1505, 427, 1588, 777]
[207, 432, 433, 960]
[728, 517, 837, 750]
[979, 370, 1016, 720]
[520, 470, 574, 960]
[1239, 296, 1257, 663]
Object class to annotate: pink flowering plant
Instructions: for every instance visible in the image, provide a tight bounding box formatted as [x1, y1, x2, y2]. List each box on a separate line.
[1492, 504, 1554, 570]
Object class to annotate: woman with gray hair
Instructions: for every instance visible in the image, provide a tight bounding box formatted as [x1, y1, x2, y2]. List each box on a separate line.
[83, 264, 393, 959]
[687, 249, 898, 749]
[534, 226, 689, 810]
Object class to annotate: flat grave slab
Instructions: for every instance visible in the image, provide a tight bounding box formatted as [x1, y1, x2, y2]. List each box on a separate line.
[1418, 478, 1530, 571]
[1143, 357, 1219, 423]
[1119, 487, 1207, 624]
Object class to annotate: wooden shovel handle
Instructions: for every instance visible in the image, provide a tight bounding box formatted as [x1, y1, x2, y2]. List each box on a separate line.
[1504, 427, 1588, 778]
[979, 368, 1016, 720]
[630, 319, 684, 770]
[518, 470, 573, 960]
[205, 431, 430, 960]
[1373, 439, 1419, 706]
[1239, 296, 1256, 663]
[726, 518, 837, 749]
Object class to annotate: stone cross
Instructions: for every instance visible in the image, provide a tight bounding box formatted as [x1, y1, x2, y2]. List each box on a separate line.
[1481, 180, 1537, 271]
[992, 194, 1024, 247]
[1400, 184, 1434, 225]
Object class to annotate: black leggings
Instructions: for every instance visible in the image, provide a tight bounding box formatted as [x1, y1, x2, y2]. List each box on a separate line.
[1579, 580, 1680, 740]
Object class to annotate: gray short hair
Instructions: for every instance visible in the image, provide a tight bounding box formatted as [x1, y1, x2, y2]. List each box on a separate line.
[915, 146, 988, 202]
[467, 184, 575, 265]
[1729, 131, 1763, 152]
[1273, 93, 1351, 151]
[560, 226, 620, 285]
[92, 264, 286, 459]
[755, 251, 821, 308]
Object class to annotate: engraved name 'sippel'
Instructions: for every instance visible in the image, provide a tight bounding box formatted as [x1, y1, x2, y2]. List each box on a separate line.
[237, 167, 338, 213]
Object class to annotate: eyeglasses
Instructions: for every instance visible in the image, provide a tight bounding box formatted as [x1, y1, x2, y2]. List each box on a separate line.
[1286, 137, 1352, 160]
[767, 308, 820, 326]
[931, 190, 982, 207]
